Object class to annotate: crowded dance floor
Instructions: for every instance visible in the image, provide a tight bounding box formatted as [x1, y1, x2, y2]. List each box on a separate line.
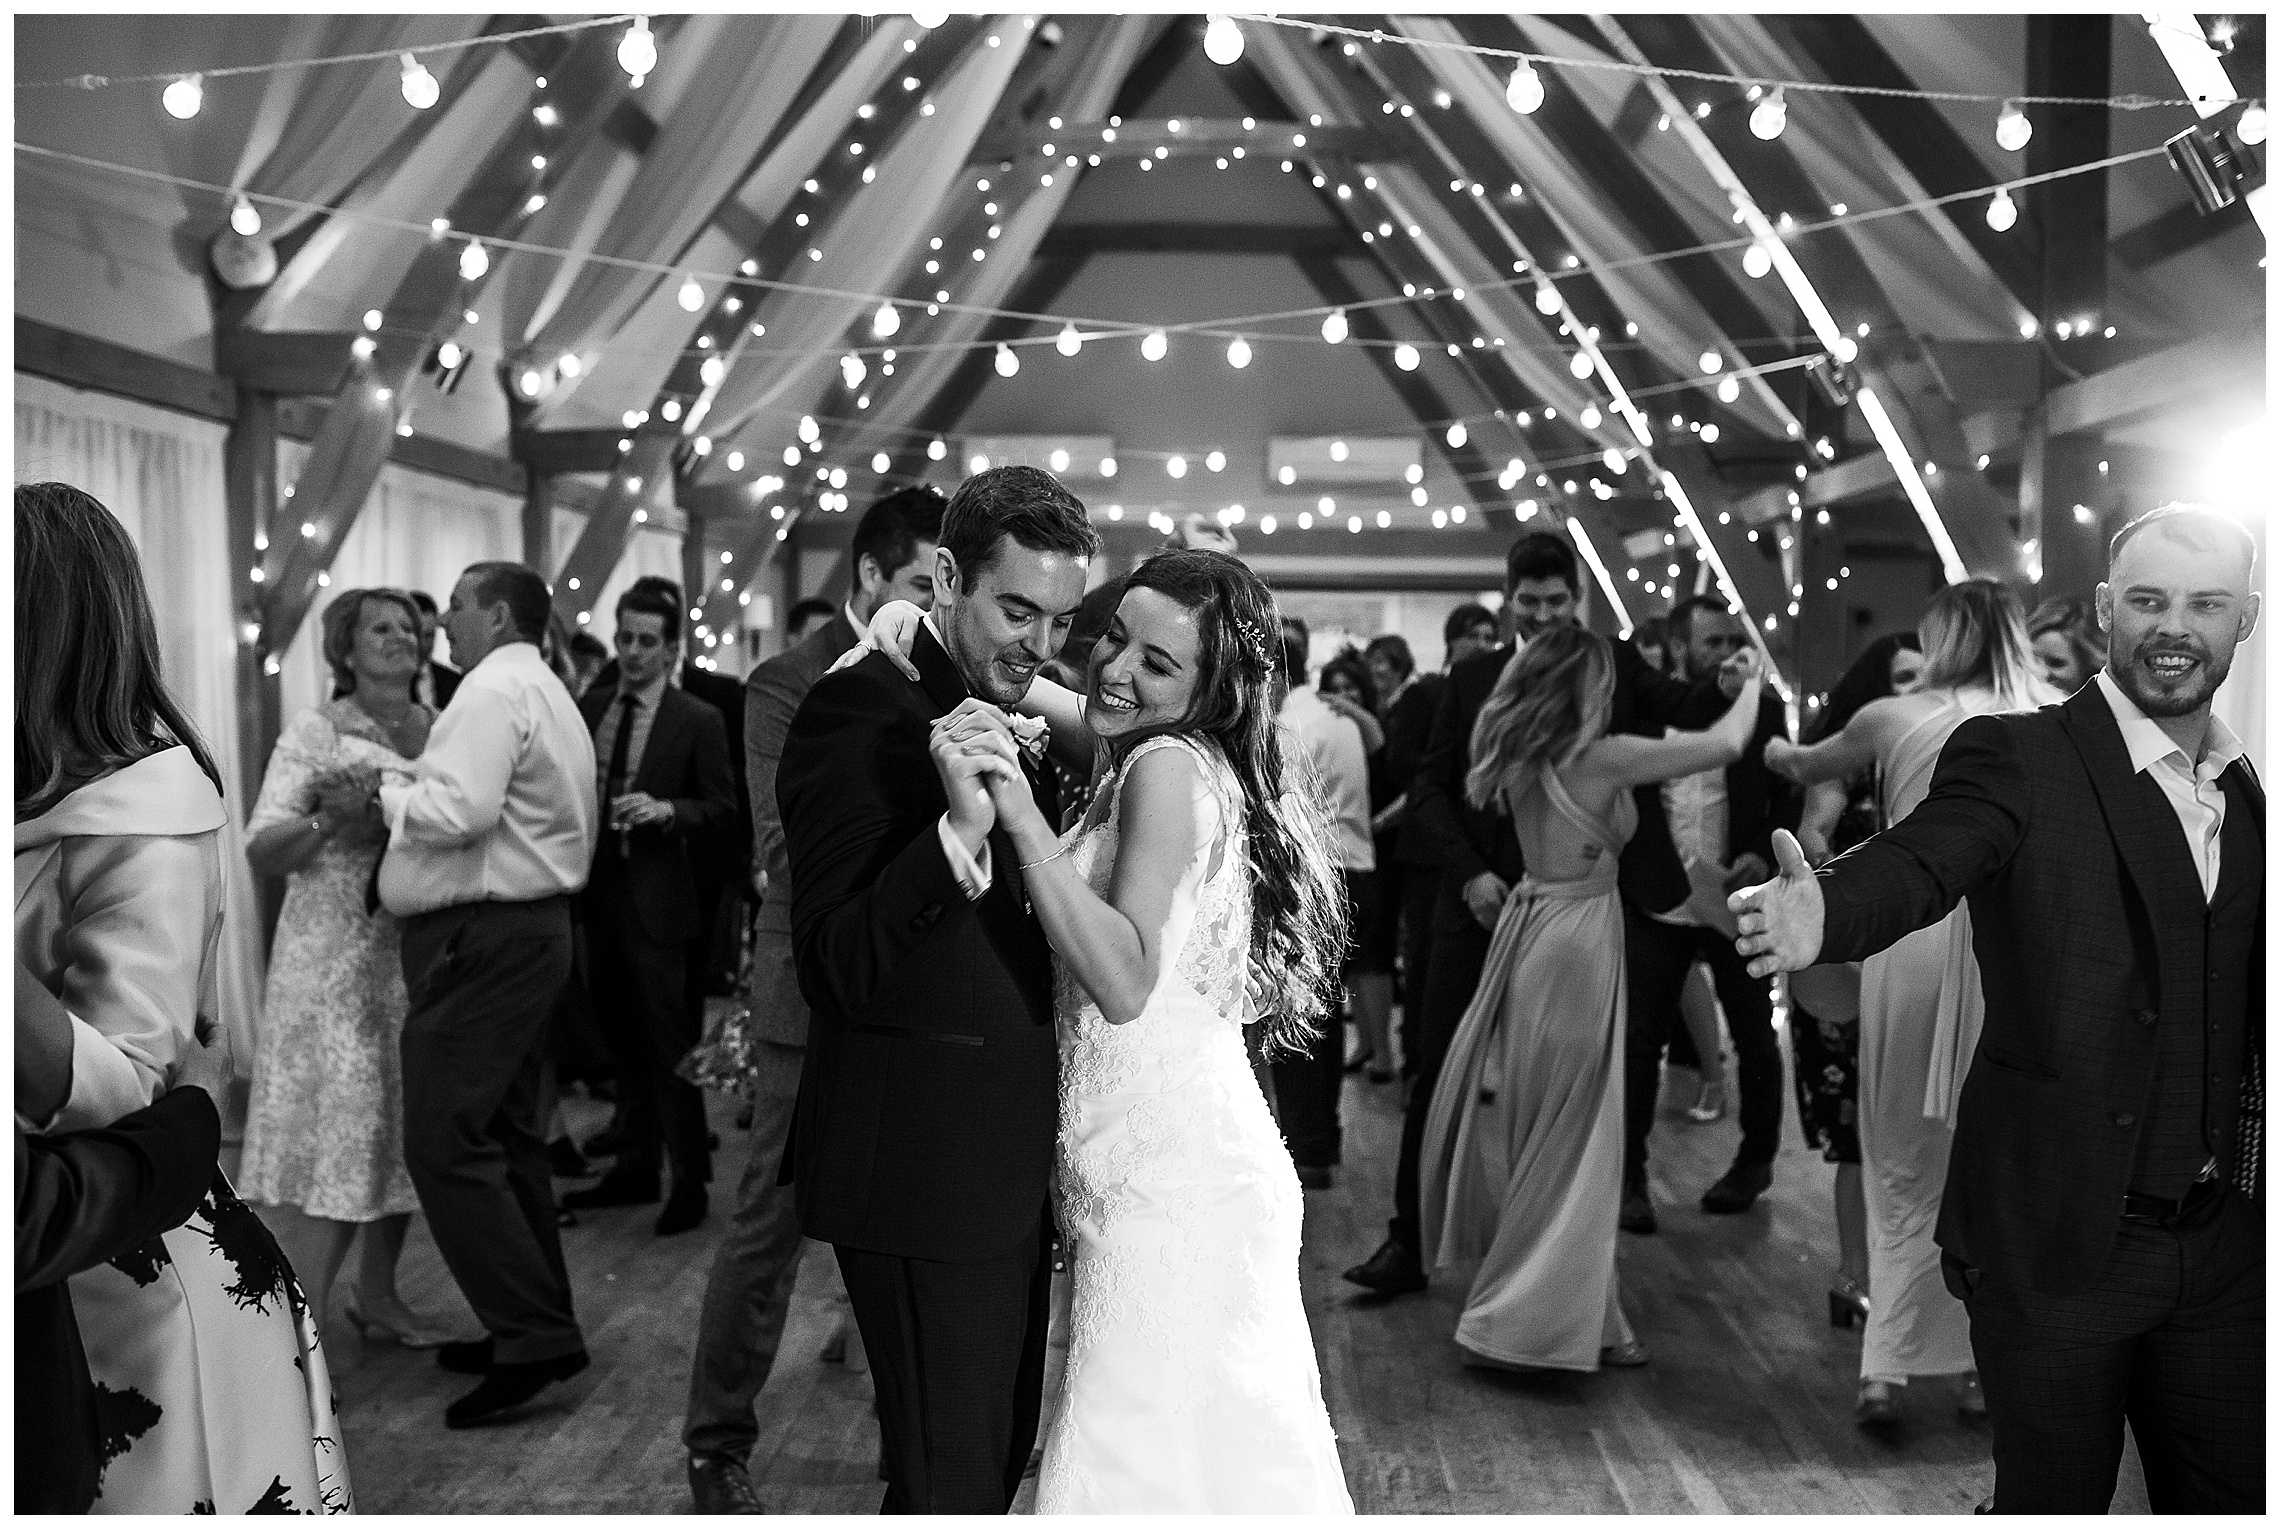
[14, 10, 2266, 1517]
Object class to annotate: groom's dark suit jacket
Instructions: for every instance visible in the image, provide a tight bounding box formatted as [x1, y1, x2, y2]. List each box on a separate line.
[1818, 684, 2263, 1295]
[776, 624, 1060, 1263]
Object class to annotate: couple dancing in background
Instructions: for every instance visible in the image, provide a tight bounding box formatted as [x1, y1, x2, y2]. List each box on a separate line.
[775, 465, 1354, 1514]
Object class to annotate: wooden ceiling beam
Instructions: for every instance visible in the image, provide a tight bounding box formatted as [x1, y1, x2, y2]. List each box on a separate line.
[215, 329, 361, 396]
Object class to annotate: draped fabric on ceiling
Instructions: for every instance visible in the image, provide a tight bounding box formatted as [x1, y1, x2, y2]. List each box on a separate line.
[13, 373, 267, 1077]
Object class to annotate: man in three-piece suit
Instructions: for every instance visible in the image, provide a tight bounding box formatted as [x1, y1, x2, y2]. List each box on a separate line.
[682, 485, 946, 1515]
[564, 583, 737, 1237]
[1346, 532, 1742, 1296]
[1623, 596, 1799, 1229]
[777, 466, 1097, 1514]
[1735, 503, 2263, 1513]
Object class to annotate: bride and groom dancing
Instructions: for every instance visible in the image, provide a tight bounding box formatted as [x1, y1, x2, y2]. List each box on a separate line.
[774, 465, 1354, 1514]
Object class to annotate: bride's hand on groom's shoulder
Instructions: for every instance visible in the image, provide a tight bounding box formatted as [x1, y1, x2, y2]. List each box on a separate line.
[828, 599, 928, 680]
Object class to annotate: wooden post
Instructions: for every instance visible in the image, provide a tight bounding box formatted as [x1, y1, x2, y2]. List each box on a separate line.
[223, 386, 283, 809]
[523, 467, 554, 579]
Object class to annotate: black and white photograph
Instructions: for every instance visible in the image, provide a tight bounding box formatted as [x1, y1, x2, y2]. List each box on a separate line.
[12, 8, 2266, 1515]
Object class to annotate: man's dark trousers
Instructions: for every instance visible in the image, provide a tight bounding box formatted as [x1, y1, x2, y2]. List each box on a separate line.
[1622, 907, 1783, 1187]
[1388, 881, 1494, 1251]
[1272, 868, 1375, 1168]
[400, 895, 584, 1364]
[585, 857, 710, 1191]
[1947, 1187, 2262, 1512]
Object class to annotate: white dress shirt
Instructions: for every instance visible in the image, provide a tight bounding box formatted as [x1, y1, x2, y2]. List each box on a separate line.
[2095, 668, 2248, 901]
[377, 640, 600, 917]
[1649, 736, 1730, 929]
[1281, 686, 1375, 872]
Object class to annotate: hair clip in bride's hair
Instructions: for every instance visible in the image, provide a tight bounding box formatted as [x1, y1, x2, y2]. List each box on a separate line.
[1231, 617, 1274, 670]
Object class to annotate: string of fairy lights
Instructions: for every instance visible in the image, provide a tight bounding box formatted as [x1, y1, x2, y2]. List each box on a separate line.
[26, 11, 2266, 650]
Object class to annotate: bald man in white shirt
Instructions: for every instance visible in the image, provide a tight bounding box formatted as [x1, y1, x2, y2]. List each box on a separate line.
[374, 560, 599, 1430]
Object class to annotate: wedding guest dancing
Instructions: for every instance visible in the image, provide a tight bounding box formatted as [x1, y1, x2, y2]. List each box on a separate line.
[1735, 503, 2263, 1511]
[776, 467, 1095, 1512]
[1763, 581, 2052, 1426]
[240, 587, 451, 1346]
[374, 560, 598, 1429]
[1419, 626, 1764, 1371]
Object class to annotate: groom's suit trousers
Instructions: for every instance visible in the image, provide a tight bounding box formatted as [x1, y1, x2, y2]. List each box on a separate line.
[836, 1219, 1053, 1515]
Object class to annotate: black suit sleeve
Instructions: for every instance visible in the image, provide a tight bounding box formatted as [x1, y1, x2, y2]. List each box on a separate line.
[1818, 714, 2029, 964]
[1401, 664, 1492, 887]
[1738, 694, 1798, 869]
[779, 666, 970, 1024]
[669, 700, 738, 841]
[1382, 682, 1436, 798]
[15, 1087, 220, 1294]
[1615, 638, 1726, 734]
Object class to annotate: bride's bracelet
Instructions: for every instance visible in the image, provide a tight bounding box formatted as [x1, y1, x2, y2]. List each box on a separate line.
[1019, 847, 1065, 872]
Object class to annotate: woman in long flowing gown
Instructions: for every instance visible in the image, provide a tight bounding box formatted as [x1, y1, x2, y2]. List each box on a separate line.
[922, 550, 1354, 1513]
[15, 482, 350, 1512]
[1418, 624, 1765, 1371]
[1767, 579, 2054, 1425]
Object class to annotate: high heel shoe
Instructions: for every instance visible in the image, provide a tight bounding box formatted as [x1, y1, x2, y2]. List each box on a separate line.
[1957, 1371, 1987, 1418]
[1828, 1276, 1871, 1329]
[1686, 1079, 1726, 1123]
[1855, 1379, 1904, 1427]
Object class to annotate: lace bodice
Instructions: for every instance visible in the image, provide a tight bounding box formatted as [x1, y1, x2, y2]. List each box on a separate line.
[1053, 732, 1251, 1027]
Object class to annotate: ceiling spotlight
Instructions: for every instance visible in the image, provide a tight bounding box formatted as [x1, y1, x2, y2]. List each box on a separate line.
[1226, 336, 1252, 369]
[1321, 308, 1349, 344]
[1141, 329, 1169, 361]
[400, 52, 440, 110]
[994, 343, 1020, 377]
[872, 303, 900, 338]
[1203, 14, 1245, 66]
[162, 74, 203, 120]
[1986, 186, 2018, 231]
[1995, 100, 2032, 152]
[678, 276, 704, 312]
[618, 15, 658, 88]
[1057, 323, 1083, 357]
[1749, 87, 1787, 141]
[1393, 343, 1420, 371]
[1743, 242, 1772, 279]
[458, 240, 489, 281]
[1101, 458, 1117, 476]
[229, 195, 262, 237]
[1505, 59, 1545, 115]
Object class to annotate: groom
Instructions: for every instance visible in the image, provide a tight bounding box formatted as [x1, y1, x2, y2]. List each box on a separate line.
[776, 465, 1098, 1513]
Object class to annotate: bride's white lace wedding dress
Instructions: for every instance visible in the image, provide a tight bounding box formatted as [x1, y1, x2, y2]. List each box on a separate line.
[1033, 733, 1353, 1515]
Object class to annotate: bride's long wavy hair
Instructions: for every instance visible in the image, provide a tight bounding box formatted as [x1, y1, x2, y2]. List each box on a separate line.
[1465, 624, 1615, 811]
[1110, 550, 1347, 1053]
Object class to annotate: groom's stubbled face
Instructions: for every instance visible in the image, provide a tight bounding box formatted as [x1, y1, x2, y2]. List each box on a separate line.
[934, 535, 1089, 707]
[1086, 588, 1203, 744]
[2097, 520, 2260, 721]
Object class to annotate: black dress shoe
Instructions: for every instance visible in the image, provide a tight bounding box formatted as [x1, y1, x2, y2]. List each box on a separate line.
[688, 1452, 765, 1514]
[562, 1170, 661, 1211]
[1342, 1237, 1428, 1296]
[1619, 1187, 1659, 1235]
[1701, 1161, 1773, 1214]
[443, 1350, 590, 1429]
[437, 1336, 494, 1375]
[654, 1185, 709, 1237]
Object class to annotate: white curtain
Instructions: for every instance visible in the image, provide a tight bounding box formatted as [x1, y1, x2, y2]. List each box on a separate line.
[13, 372, 267, 1073]
[548, 500, 685, 638]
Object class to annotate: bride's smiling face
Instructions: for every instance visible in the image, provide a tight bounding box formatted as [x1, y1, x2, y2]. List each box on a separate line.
[1085, 587, 1203, 744]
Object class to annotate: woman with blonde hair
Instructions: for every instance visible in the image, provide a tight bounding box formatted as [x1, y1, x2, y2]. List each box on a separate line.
[15, 481, 350, 1511]
[1418, 623, 1763, 1372]
[241, 587, 453, 1345]
[1766, 578, 2057, 1427]
[2026, 595, 2105, 695]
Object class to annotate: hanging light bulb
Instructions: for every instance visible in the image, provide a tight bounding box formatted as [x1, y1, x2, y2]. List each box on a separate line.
[1717, 376, 1741, 404]
[1749, 87, 1787, 140]
[1742, 242, 1773, 279]
[1056, 323, 1083, 357]
[1994, 100, 2032, 152]
[1603, 447, 1627, 473]
[1699, 350, 1724, 374]
[1226, 336, 1252, 369]
[1985, 186, 2018, 232]
[677, 276, 704, 312]
[700, 356, 726, 386]
[1534, 285, 1561, 316]
[1393, 343, 1420, 371]
[927, 437, 947, 460]
[1141, 329, 1169, 361]
[162, 74, 203, 120]
[1321, 308, 1349, 344]
[618, 16, 658, 88]
[1189, 12, 1245, 69]
[798, 414, 820, 443]
[458, 240, 490, 281]
[1167, 455, 1188, 479]
[994, 343, 1020, 377]
[911, 8, 948, 26]
[436, 341, 464, 370]
[2237, 103, 2268, 146]
[399, 52, 440, 110]
[229, 195, 262, 237]
[1580, 405, 1603, 429]
[872, 303, 901, 338]
[1445, 422, 1467, 449]
[841, 354, 867, 388]
[1505, 59, 1545, 115]
[1569, 351, 1595, 380]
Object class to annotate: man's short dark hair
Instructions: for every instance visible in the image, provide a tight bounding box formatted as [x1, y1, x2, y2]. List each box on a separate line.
[1667, 595, 1737, 645]
[1505, 532, 1579, 596]
[630, 574, 685, 606]
[617, 580, 683, 642]
[854, 486, 948, 584]
[787, 597, 836, 635]
[1279, 615, 1310, 687]
[939, 465, 1099, 588]
[1443, 602, 1496, 645]
[462, 561, 552, 642]
[2109, 502, 2258, 578]
[407, 589, 439, 618]
[1364, 633, 1414, 679]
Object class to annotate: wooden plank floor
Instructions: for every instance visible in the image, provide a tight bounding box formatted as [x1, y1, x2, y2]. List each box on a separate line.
[317, 1006, 2150, 1513]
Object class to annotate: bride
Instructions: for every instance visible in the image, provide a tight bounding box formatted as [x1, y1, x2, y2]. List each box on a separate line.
[870, 548, 1355, 1513]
